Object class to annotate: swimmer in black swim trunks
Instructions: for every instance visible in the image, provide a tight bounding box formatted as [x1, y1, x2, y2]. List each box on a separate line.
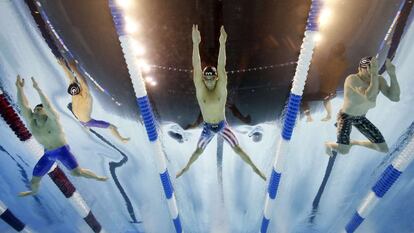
[325, 57, 400, 156]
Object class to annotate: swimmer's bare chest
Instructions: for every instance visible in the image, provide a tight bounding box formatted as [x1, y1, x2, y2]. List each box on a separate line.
[30, 118, 65, 149]
[343, 79, 378, 115]
[197, 88, 227, 123]
[72, 92, 93, 121]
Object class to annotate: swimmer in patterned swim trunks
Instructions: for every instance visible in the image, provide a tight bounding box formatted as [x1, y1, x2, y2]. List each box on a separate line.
[176, 25, 266, 180]
[325, 57, 400, 156]
[16, 76, 107, 197]
[57, 58, 129, 143]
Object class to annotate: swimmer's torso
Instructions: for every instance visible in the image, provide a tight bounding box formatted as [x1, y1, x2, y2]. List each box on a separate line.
[196, 75, 227, 124]
[29, 116, 66, 150]
[342, 74, 378, 116]
[72, 90, 93, 122]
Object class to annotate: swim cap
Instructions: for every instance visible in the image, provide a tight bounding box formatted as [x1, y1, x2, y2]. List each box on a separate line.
[203, 66, 217, 77]
[359, 56, 372, 69]
[67, 82, 81, 96]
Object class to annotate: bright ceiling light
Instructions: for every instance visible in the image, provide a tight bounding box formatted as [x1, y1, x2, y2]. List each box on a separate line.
[125, 18, 139, 34]
[150, 81, 157, 86]
[116, 0, 133, 9]
[145, 76, 153, 82]
[138, 59, 151, 72]
[314, 32, 323, 43]
[318, 8, 333, 27]
[131, 40, 146, 56]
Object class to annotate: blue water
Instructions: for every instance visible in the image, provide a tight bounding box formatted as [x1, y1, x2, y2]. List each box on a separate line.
[1, 1, 414, 233]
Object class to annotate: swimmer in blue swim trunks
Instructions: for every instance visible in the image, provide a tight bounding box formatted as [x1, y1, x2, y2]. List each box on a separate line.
[176, 25, 266, 180]
[57, 58, 130, 143]
[16, 76, 107, 197]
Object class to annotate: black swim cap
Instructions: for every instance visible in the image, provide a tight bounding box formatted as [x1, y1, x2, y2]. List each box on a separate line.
[359, 56, 372, 69]
[67, 82, 81, 96]
[203, 66, 217, 77]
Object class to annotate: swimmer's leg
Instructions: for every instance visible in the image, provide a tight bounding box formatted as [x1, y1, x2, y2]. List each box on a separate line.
[325, 111, 352, 156]
[321, 99, 332, 121]
[350, 140, 389, 153]
[220, 124, 266, 180]
[84, 119, 130, 143]
[325, 142, 351, 156]
[352, 116, 389, 153]
[176, 124, 213, 178]
[176, 147, 205, 178]
[19, 153, 54, 197]
[19, 176, 41, 197]
[71, 167, 108, 181]
[108, 124, 130, 143]
[233, 145, 266, 181]
[302, 101, 313, 122]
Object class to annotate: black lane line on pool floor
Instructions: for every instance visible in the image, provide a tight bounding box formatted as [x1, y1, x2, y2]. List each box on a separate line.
[0, 144, 53, 222]
[67, 103, 141, 224]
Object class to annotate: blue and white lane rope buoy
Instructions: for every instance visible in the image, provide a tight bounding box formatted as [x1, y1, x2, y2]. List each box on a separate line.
[0, 200, 32, 233]
[260, 1, 322, 232]
[0, 89, 105, 233]
[107, 1, 182, 232]
[344, 135, 414, 233]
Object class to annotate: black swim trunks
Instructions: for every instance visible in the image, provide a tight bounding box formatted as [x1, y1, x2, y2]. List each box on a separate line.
[336, 111, 385, 145]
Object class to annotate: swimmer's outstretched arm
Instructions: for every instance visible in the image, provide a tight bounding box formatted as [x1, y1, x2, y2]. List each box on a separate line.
[57, 58, 76, 83]
[192, 25, 203, 89]
[364, 57, 380, 101]
[217, 26, 227, 86]
[16, 75, 33, 121]
[66, 60, 89, 91]
[379, 58, 400, 102]
[31, 77, 59, 119]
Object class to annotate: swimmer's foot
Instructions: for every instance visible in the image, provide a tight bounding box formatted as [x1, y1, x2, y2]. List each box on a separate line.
[121, 137, 130, 143]
[325, 143, 335, 157]
[18, 190, 36, 197]
[97, 176, 109, 181]
[257, 170, 266, 181]
[306, 117, 313, 122]
[176, 167, 188, 178]
[321, 115, 331, 122]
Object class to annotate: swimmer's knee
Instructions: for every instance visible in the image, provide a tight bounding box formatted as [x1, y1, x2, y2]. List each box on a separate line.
[337, 144, 351, 154]
[233, 145, 242, 153]
[195, 147, 204, 155]
[71, 168, 81, 176]
[378, 143, 389, 153]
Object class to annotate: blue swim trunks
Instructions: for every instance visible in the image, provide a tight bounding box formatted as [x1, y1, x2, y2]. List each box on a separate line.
[32, 145, 79, 177]
[80, 119, 110, 128]
[197, 120, 239, 150]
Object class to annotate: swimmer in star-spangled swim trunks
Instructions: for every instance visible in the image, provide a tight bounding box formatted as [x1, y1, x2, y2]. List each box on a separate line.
[325, 57, 400, 156]
[16, 76, 107, 197]
[57, 58, 130, 143]
[176, 25, 266, 180]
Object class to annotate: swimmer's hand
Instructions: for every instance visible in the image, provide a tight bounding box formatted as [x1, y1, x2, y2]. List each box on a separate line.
[97, 176, 109, 181]
[385, 58, 396, 75]
[369, 57, 379, 77]
[57, 57, 66, 67]
[192, 24, 201, 44]
[16, 75, 24, 88]
[18, 190, 36, 197]
[219, 26, 227, 44]
[31, 77, 39, 90]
